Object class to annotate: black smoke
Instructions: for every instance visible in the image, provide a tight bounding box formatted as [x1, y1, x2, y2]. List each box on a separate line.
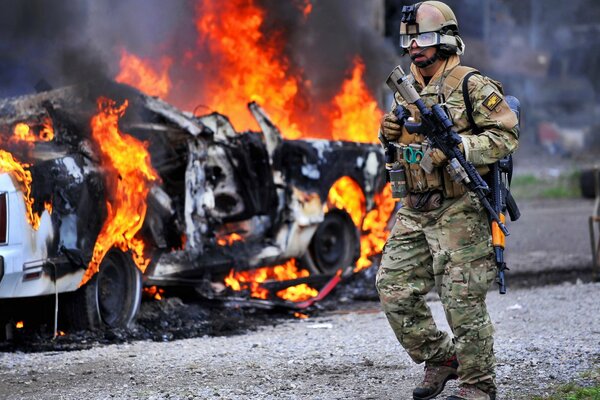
[259, 0, 398, 104]
[0, 0, 398, 112]
[0, 0, 194, 98]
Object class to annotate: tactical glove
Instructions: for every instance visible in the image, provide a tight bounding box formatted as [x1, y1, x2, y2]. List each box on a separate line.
[380, 111, 403, 141]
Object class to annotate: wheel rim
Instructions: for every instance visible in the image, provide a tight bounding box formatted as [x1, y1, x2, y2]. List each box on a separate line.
[309, 210, 359, 275]
[96, 250, 141, 328]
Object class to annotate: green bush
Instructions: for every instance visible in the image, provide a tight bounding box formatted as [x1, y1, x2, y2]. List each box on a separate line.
[510, 171, 581, 199]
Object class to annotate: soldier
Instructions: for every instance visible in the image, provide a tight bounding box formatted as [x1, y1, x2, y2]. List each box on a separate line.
[375, 2, 518, 400]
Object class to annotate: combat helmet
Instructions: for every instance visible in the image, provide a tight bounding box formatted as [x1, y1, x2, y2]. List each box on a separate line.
[399, 1, 465, 59]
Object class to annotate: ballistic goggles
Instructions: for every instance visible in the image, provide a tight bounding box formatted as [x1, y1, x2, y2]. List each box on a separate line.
[400, 31, 440, 48]
[399, 31, 464, 54]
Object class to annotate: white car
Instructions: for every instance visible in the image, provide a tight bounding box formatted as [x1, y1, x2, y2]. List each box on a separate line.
[0, 81, 387, 333]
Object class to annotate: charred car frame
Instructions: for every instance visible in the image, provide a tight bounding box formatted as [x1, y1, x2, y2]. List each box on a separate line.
[0, 81, 387, 332]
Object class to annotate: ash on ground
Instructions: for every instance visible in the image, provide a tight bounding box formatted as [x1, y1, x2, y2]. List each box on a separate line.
[0, 268, 380, 353]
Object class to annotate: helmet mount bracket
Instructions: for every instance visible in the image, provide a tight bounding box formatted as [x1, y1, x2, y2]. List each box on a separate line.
[401, 4, 422, 35]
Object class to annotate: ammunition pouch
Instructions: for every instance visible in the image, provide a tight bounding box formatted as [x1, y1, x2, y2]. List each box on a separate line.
[442, 167, 468, 199]
[396, 143, 467, 201]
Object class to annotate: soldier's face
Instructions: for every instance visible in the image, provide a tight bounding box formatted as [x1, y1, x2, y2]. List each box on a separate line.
[409, 41, 437, 65]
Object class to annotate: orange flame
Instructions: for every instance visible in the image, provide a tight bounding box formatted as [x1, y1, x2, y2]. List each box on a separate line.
[12, 119, 54, 143]
[15, 321, 24, 329]
[356, 183, 395, 272]
[40, 117, 55, 141]
[13, 123, 36, 142]
[144, 286, 165, 300]
[294, 312, 309, 319]
[225, 259, 318, 302]
[112, 1, 392, 300]
[298, 0, 312, 18]
[326, 176, 366, 226]
[326, 178, 395, 272]
[0, 150, 43, 229]
[80, 97, 159, 286]
[216, 232, 243, 246]
[115, 1, 383, 143]
[327, 57, 383, 143]
[194, 0, 304, 138]
[116, 49, 172, 98]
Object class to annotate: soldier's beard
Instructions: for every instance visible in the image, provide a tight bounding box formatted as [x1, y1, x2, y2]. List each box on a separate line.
[410, 47, 439, 68]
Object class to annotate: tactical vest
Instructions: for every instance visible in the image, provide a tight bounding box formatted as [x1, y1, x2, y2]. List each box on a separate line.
[394, 65, 482, 199]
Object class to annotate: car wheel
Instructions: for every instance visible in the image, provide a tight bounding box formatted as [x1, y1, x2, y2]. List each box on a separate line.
[308, 209, 360, 275]
[62, 249, 142, 330]
[580, 168, 598, 199]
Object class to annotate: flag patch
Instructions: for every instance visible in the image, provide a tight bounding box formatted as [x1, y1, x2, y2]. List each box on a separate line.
[482, 92, 502, 111]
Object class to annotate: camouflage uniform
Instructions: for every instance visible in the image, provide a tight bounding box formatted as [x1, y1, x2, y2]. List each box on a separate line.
[376, 55, 518, 394]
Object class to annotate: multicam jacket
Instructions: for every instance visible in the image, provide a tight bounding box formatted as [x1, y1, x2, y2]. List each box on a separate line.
[393, 55, 519, 167]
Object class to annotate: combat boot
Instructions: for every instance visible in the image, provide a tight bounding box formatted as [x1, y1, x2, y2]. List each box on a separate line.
[413, 355, 459, 400]
[446, 384, 495, 400]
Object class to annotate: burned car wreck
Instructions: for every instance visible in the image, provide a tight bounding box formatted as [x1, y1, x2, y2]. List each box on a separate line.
[0, 81, 388, 332]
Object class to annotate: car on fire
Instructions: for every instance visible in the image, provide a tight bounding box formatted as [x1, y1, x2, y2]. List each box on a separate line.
[0, 81, 388, 333]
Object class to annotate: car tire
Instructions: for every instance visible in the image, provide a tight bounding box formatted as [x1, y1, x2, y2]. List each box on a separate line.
[307, 209, 360, 275]
[580, 169, 598, 199]
[62, 249, 142, 331]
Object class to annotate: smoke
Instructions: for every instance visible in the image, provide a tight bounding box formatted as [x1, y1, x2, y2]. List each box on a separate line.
[0, 0, 193, 97]
[0, 0, 397, 106]
[259, 0, 397, 102]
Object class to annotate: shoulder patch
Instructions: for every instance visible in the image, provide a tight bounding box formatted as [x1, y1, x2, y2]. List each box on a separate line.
[482, 92, 502, 111]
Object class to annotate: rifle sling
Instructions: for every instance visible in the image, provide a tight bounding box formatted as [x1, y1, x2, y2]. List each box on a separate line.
[461, 71, 483, 135]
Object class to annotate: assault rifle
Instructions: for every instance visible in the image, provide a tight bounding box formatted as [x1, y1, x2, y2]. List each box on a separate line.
[386, 65, 514, 293]
[489, 96, 521, 294]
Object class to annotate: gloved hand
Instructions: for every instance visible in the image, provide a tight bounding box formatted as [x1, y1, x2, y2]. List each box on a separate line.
[380, 111, 403, 141]
[428, 143, 464, 167]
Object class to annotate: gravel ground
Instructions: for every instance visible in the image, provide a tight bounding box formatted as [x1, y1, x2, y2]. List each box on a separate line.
[1, 281, 599, 400]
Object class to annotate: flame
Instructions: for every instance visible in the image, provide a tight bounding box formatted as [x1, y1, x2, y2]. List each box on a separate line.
[327, 57, 383, 143]
[115, 1, 383, 143]
[326, 178, 395, 272]
[110, 1, 392, 300]
[13, 123, 36, 142]
[194, 0, 304, 138]
[297, 0, 312, 18]
[224, 178, 393, 301]
[277, 283, 318, 302]
[12, 119, 54, 143]
[225, 259, 318, 302]
[0, 150, 43, 229]
[15, 321, 24, 329]
[80, 97, 159, 286]
[356, 183, 395, 272]
[294, 312, 309, 319]
[116, 49, 172, 98]
[217, 232, 243, 246]
[40, 117, 55, 141]
[144, 286, 165, 300]
[326, 176, 366, 226]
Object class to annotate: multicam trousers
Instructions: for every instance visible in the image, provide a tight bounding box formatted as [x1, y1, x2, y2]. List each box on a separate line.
[376, 191, 497, 393]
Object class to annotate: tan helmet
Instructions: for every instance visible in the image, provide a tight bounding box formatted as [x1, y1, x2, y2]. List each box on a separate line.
[399, 1, 465, 56]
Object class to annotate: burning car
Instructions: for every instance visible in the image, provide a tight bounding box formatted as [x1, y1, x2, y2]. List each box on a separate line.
[0, 81, 391, 332]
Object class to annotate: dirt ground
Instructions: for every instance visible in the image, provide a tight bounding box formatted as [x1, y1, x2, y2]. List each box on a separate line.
[0, 282, 599, 400]
[0, 194, 598, 399]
